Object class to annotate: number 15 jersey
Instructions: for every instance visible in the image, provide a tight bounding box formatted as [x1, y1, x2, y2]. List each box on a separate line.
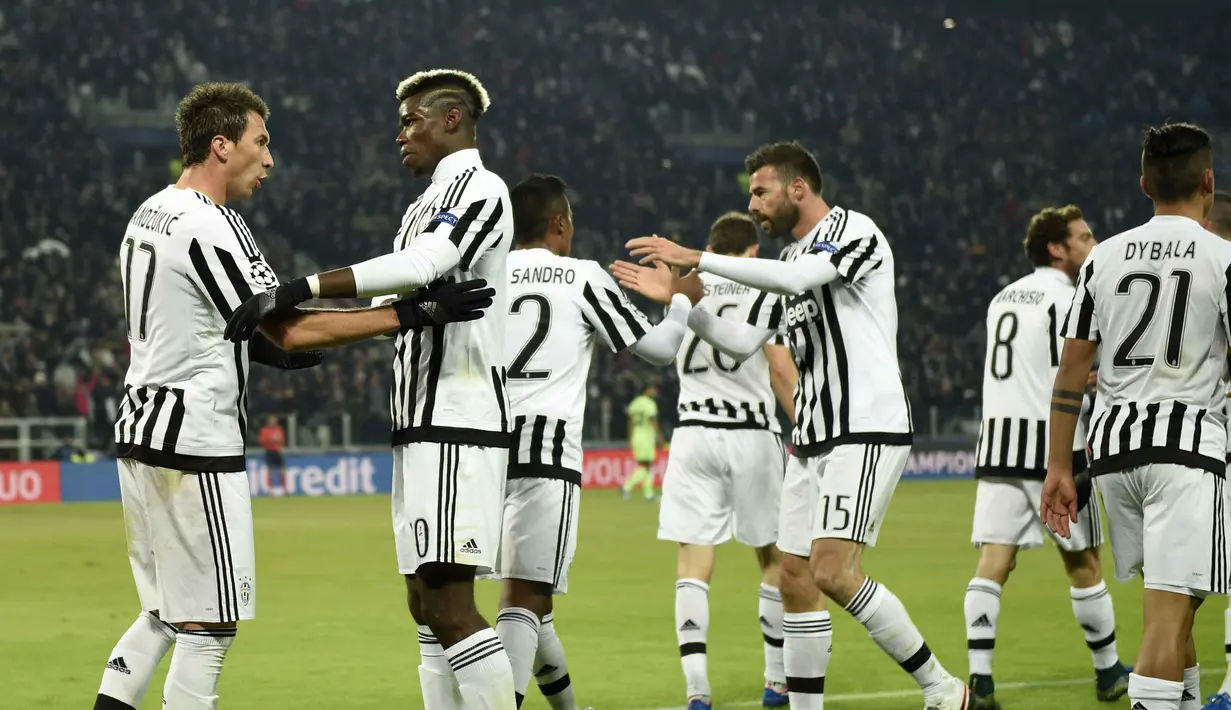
[977, 267, 1083, 477]
[1064, 215, 1231, 477]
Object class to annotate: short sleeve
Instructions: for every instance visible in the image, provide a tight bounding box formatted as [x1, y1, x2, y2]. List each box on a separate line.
[809, 211, 883, 284]
[183, 209, 279, 319]
[1062, 257, 1099, 341]
[421, 186, 508, 271]
[579, 263, 652, 352]
[745, 289, 786, 345]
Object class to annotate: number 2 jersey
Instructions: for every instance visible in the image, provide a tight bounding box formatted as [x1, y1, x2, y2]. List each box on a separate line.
[1064, 215, 1231, 477]
[503, 248, 654, 482]
[675, 273, 783, 433]
[977, 267, 1086, 477]
[114, 186, 281, 472]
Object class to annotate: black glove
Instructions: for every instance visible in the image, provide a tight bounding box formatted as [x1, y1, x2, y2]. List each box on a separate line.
[393, 278, 495, 332]
[249, 332, 324, 370]
[1074, 468, 1093, 511]
[224, 277, 313, 342]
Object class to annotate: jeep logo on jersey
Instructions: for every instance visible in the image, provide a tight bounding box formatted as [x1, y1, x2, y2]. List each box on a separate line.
[249, 261, 277, 288]
[784, 292, 821, 328]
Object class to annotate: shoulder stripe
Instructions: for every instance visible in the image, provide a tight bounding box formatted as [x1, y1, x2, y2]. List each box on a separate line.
[213, 205, 258, 260]
[459, 199, 504, 271]
[582, 282, 629, 351]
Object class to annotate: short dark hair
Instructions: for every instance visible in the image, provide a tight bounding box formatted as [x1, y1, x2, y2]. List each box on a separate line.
[708, 212, 759, 255]
[175, 83, 269, 167]
[1209, 191, 1231, 240]
[1023, 205, 1085, 267]
[744, 141, 823, 194]
[396, 69, 490, 122]
[510, 174, 569, 246]
[1141, 122, 1213, 203]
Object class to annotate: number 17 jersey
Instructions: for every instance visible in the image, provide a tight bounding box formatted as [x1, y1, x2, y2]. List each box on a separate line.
[977, 267, 1083, 477]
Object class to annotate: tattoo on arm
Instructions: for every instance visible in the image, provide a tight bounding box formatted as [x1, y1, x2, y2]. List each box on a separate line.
[1051, 401, 1082, 415]
[1052, 388, 1085, 402]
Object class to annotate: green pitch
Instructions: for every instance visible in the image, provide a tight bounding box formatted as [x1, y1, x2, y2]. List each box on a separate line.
[0, 481, 1223, 709]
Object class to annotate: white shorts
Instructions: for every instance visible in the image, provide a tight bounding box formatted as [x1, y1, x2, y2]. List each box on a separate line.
[1096, 464, 1228, 597]
[972, 477, 1104, 552]
[117, 459, 256, 624]
[495, 476, 580, 594]
[778, 443, 909, 557]
[657, 426, 785, 547]
[392, 442, 507, 575]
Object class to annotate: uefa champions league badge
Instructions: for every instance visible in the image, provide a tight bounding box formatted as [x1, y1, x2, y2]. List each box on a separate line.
[249, 261, 278, 288]
[239, 576, 254, 607]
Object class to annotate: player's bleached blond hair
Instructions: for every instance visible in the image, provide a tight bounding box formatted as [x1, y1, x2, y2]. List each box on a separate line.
[395, 69, 491, 120]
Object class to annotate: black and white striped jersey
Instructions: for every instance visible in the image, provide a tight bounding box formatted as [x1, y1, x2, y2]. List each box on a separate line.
[779, 206, 912, 457]
[114, 186, 280, 472]
[675, 273, 784, 433]
[1064, 215, 1231, 477]
[976, 267, 1088, 478]
[504, 248, 654, 482]
[388, 149, 514, 449]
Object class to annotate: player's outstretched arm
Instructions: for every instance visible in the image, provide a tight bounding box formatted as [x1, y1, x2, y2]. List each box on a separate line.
[687, 307, 775, 363]
[625, 236, 839, 296]
[1042, 337, 1097, 538]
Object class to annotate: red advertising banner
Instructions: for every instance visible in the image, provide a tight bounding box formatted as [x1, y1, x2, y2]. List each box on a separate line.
[0, 461, 62, 505]
[581, 448, 670, 489]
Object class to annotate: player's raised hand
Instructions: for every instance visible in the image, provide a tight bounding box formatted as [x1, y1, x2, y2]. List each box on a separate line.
[1040, 466, 1079, 538]
[625, 235, 703, 269]
[225, 277, 314, 342]
[610, 260, 675, 305]
[393, 278, 494, 331]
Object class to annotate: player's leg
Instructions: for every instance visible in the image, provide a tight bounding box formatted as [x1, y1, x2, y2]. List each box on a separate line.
[533, 611, 578, 710]
[495, 476, 579, 708]
[776, 454, 831, 710]
[95, 460, 178, 710]
[1211, 602, 1231, 705]
[966, 476, 1039, 707]
[810, 444, 966, 708]
[730, 429, 790, 706]
[153, 470, 256, 709]
[657, 428, 728, 708]
[397, 443, 514, 710]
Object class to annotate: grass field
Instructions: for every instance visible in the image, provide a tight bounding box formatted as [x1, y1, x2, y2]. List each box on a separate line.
[1, 481, 1224, 709]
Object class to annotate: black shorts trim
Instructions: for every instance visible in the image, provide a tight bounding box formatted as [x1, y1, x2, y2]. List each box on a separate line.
[116, 443, 246, 473]
[793, 431, 912, 459]
[507, 463, 582, 486]
[977, 450, 1087, 480]
[1091, 447, 1225, 478]
[392, 425, 511, 449]
[676, 419, 776, 432]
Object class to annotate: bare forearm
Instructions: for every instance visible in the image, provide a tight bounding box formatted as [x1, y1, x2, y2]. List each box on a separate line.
[1048, 370, 1088, 472]
[765, 344, 797, 423]
[261, 307, 399, 352]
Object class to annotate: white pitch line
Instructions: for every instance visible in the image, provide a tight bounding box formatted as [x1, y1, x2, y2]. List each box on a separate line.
[633, 667, 1226, 710]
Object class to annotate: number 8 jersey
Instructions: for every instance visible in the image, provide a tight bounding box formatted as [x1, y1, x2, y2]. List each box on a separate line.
[1063, 216, 1231, 476]
[977, 266, 1085, 477]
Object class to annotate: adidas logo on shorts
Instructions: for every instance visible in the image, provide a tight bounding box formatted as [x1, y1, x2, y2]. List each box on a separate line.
[106, 657, 132, 675]
[971, 614, 992, 628]
[679, 619, 700, 632]
[461, 539, 482, 554]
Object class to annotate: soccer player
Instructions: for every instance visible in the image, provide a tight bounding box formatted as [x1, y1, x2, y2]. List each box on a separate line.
[623, 383, 665, 501]
[224, 69, 519, 710]
[95, 82, 332, 710]
[496, 172, 694, 709]
[1044, 122, 1230, 710]
[1202, 190, 1231, 710]
[258, 415, 286, 493]
[966, 205, 1131, 708]
[618, 141, 969, 709]
[614, 211, 800, 710]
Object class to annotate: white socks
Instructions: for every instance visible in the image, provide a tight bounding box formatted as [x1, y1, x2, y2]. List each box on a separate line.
[533, 613, 577, 710]
[675, 578, 711, 700]
[846, 578, 951, 700]
[1223, 608, 1231, 695]
[964, 578, 1001, 677]
[1181, 665, 1201, 710]
[418, 626, 463, 710]
[1071, 582, 1120, 670]
[759, 584, 786, 686]
[783, 610, 832, 709]
[162, 628, 235, 710]
[95, 611, 178, 709]
[445, 628, 516, 710]
[1129, 672, 1183, 710]
[495, 607, 541, 707]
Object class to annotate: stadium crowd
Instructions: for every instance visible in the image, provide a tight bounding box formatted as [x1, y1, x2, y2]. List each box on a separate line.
[2, 0, 1228, 452]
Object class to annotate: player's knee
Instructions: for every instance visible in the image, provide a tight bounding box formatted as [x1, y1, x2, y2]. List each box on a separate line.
[1060, 549, 1102, 587]
[405, 575, 427, 625]
[809, 542, 858, 595]
[500, 578, 553, 617]
[777, 553, 816, 605]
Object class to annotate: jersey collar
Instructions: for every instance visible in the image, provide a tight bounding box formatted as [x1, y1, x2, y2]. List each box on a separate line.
[431, 148, 482, 186]
[1035, 265, 1073, 285]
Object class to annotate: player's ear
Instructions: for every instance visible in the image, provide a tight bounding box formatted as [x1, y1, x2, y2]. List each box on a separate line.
[1139, 175, 1151, 200]
[442, 105, 464, 133]
[1203, 168, 1215, 196]
[211, 134, 230, 163]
